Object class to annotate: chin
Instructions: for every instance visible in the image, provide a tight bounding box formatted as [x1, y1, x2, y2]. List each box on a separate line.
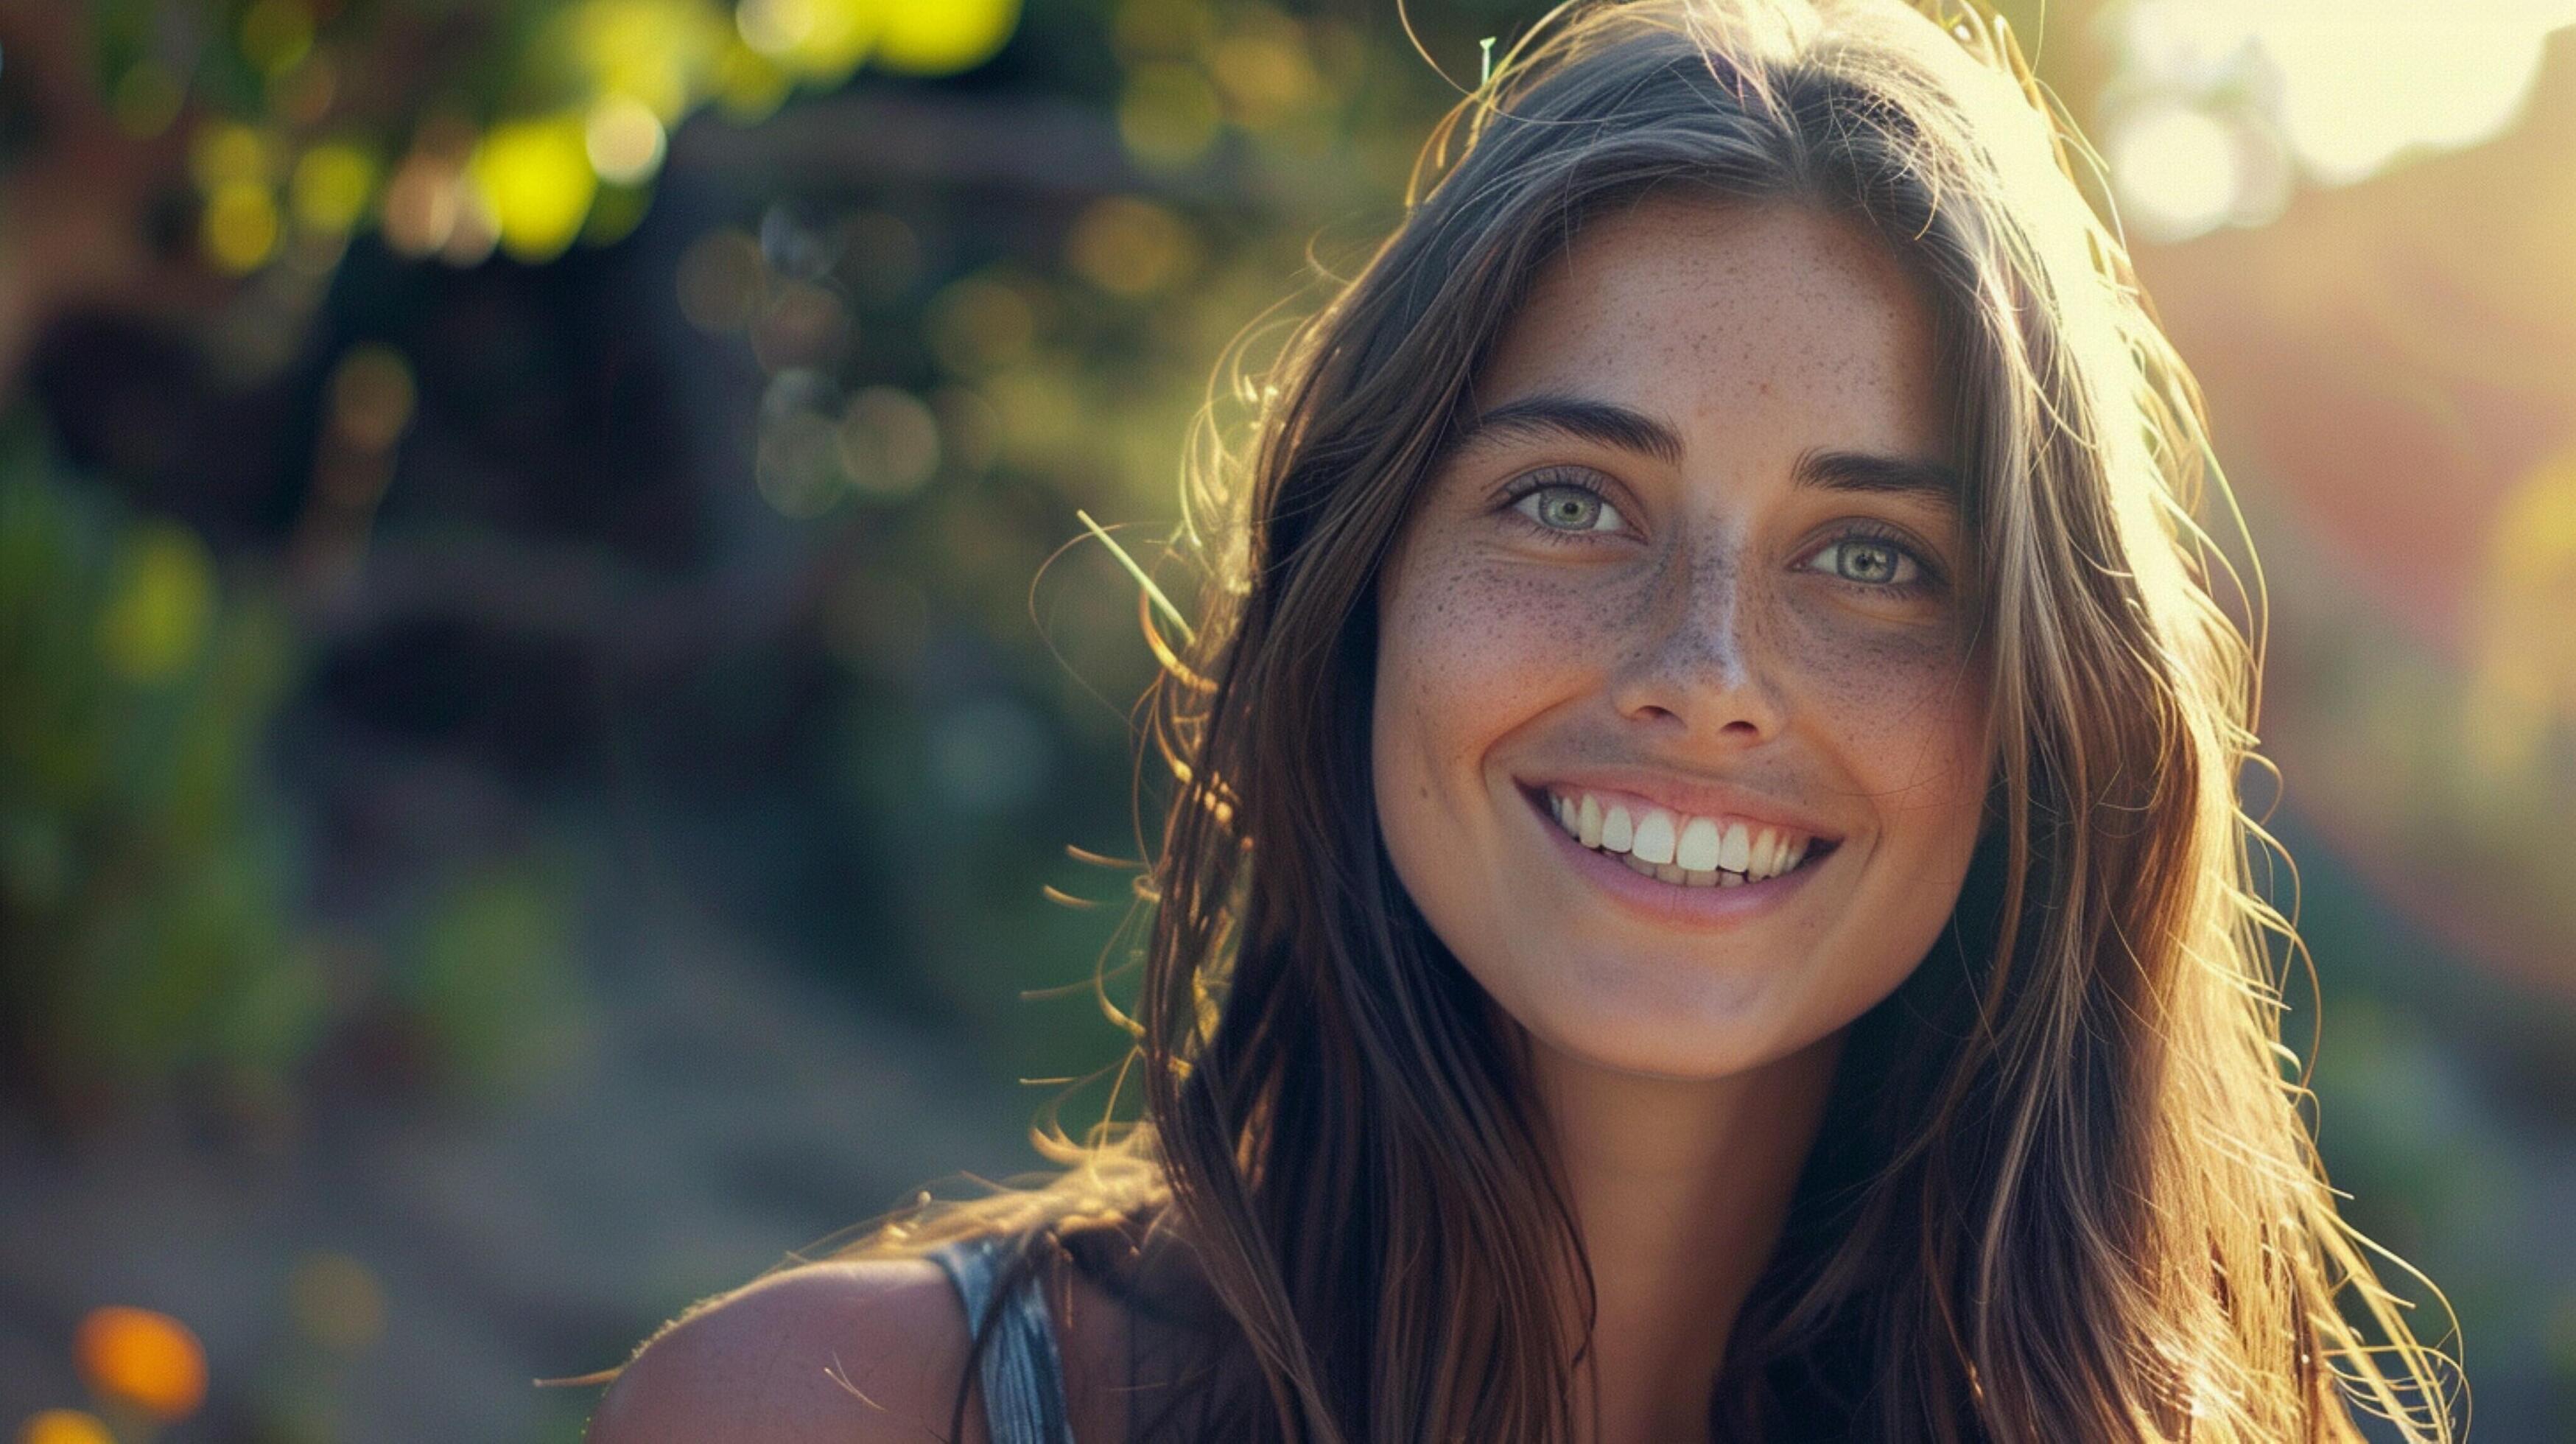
[1509, 954, 1814, 1080]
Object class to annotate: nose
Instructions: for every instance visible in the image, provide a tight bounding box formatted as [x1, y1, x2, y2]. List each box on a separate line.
[1605, 542, 1787, 743]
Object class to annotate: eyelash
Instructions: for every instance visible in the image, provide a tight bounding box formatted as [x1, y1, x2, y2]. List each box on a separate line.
[1494, 470, 1621, 546]
[1807, 518, 1942, 595]
[1495, 469, 1946, 596]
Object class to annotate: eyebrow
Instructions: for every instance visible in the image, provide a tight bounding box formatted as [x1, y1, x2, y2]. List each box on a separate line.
[1449, 393, 1963, 511]
[1456, 393, 1688, 466]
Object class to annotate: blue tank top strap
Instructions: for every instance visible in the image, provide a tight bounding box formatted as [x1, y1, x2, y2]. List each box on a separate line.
[926, 1233, 1076, 1444]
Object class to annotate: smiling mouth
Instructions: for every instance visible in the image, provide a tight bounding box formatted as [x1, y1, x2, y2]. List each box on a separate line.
[1520, 782, 1841, 889]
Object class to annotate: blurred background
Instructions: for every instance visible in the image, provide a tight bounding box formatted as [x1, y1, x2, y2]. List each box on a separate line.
[0, 0, 2567, 1438]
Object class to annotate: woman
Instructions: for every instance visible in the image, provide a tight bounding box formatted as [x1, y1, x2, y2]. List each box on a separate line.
[583, 0, 2461, 1438]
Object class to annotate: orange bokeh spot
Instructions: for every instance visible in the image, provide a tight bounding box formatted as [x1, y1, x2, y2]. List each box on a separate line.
[73, 1306, 206, 1423]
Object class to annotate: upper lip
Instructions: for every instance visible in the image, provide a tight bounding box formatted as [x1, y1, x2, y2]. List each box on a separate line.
[1515, 768, 1845, 844]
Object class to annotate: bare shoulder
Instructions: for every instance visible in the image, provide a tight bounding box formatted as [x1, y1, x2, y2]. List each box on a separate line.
[583, 1257, 983, 1444]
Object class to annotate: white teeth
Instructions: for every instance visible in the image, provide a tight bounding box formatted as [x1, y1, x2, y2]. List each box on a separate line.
[1718, 821, 1751, 874]
[1630, 809, 1677, 866]
[1545, 788, 1823, 889]
[1601, 805, 1634, 853]
[1674, 816, 1721, 872]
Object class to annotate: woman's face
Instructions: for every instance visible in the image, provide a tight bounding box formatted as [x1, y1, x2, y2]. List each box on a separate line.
[1371, 194, 1992, 1081]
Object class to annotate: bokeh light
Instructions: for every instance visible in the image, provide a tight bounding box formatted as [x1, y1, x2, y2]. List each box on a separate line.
[2111, 0, 2576, 236]
[442, 182, 503, 267]
[873, 0, 1022, 76]
[1118, 62, 1224, 168]
[715, 35, 796, 119]
[837, 386, 941, 499]
[2463, 445, 2576, 782]
[471, 115, 598, 263]
[14, 1411, 113, 1444]
[290, 144, 379, 236]
[382, 153, 465, 258]
[1207, 12, 1318, 129]
[270, 49, 341, 127]
[239, 0, 316, 77]
[584, 95, 669, 185]
[923, 274, 1039, 376]
[287, 1252, 387, 1355]
[110, 63, 184, 139]
[748, 277, 851, 371]
[1066, 195, 1201, 298]
[737, 0, 876, 80]
[72, 1306, 207, 1423]
[329, 345, 419, 454]
[203, 183, 284, 273]
[567, 0, 726, 122]
[2107, 99, 2240, 242]
[190, 122, 280, 192]
[2261, 3, 2573, 183]
[96, 523, 217, 684]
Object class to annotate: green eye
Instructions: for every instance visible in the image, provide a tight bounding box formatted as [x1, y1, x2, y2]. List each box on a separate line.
[1806, 530, 1937, 593]
[1506, 478, 1625, 541]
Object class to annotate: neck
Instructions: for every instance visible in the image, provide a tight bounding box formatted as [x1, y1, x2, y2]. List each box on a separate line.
[1526, 1027, 1846, 1444]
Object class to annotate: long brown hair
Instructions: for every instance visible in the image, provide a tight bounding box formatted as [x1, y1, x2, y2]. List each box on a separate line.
[657, 1, 2466, 1437]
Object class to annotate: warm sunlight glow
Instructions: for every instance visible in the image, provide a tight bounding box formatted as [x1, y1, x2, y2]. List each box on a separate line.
[2107, 99, 2241, 242]
[2256, 3, 2576, 183]
[2112, 0, 2576, 236]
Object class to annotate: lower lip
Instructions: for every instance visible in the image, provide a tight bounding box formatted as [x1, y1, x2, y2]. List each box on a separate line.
[1519, 785, 1835, 929]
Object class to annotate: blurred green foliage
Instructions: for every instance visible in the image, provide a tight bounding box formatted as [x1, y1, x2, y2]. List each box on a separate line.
[0, 0, 1483, 1125]
[394, 839, 592, 1107]
[71, 0, 1027, 273]
[0, 422, 320, 1117]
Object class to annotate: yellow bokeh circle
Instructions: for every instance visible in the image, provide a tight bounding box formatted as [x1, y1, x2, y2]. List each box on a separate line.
[97, 525, 217, 684]
[203, 183, 284, 273]
[18, 1410, 115, 1444]
[471, 115, 600, 263]
[874, 0, 1021, 77]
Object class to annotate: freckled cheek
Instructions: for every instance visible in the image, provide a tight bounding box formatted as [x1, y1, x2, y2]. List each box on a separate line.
[1775, 608, 1988, 802]
[1377, 560, 1597, 749]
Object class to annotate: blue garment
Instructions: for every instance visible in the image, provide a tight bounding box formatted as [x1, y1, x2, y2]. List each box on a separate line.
[927, 1234, 1077, 1444]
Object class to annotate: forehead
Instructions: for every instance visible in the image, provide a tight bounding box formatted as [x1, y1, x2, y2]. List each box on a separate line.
[1472, 194, 1953, 466]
